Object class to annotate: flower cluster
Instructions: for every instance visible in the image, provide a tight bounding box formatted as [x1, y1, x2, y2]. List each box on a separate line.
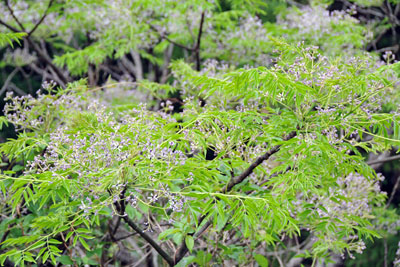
[3, 85, 87, 132]
[3, 91, 43, 131]
[290, 173, 385, 256]
[278, 5, 370, 55]
[203, 13, 272, 66]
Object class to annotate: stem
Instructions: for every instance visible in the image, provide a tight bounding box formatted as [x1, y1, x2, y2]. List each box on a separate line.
[174, 129, 298, 264]
[148, 24, 193, 51]
[224, 130, 297, 192]
[386, 175, 400, 208]
[194, 11, 205, 71]
[367, 154, 400, 166]
[28, 0, 55, 36]
[115, 188, 174, 266]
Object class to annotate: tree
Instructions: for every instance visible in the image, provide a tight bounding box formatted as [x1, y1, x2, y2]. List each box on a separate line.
[0, 38, 399, 266]
[1, 1, 400, 266]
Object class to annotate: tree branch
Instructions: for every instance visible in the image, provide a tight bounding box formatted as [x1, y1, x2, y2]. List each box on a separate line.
[1, 0, 69, 85]
[130, 50, 143, 81]
[0, 68, 19, 96]
[115, 188, 174, 266]
[0, 18, 20, 32]
[28, 0, 55, 36]
[4, 0, 26, 31]
[148, 24, 193, 51]
[194, 11, 205, 71]
[224, 130, 297, 193]
[386, 174, 400, 208]
[174, 129, 298, 264]
[122, 217, 174, 266]
[367, 154, 400, 166]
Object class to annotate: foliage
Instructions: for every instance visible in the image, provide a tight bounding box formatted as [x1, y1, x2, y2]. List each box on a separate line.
[1, 0, 400, 266]
[0, 39, 399, 266]
[0, 32, 26, 48]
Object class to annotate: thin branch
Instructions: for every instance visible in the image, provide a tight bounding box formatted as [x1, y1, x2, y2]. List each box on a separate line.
[259, 168, 289, 187]
[130, 50, 143, 81]
[46, 64, 67, 87]
[160, 44, 174, 84]
[367, 27, 389, 51]
[367, 154, 400, 165]
[395, 3, 400, 15]
[115, 188, 174, 266]
[28, 0, 55, 36]
[0, 18, 20, 32]
[148, 24, 193, 51]
[375, 44, 399, 53]
[224, 130, 297, 193]
[4, 0, 26, 31]
[0, 68, 19, 96]
[8, 83, 26, 95]
[132, 250, 153, 267]
[341, 0, 385, 18]
[30, 39, 69, 84]
[122, 216, 174, 266]
[113, 232, 138, 242]
[386, 175, 400, 208]
[113, 216, 122, 236]
[1, 1, 69, 84]
[174, 129, 298, 264]
[194, 11, 206, 71]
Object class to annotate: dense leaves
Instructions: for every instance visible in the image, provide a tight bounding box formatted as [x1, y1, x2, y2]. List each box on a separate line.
[0, 0, 400, 266]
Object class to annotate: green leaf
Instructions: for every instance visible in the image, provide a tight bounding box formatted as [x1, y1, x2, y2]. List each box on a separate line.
[0, 32, 26, 48]
[11, 165, 24, 172]
[159, 228, 181, 240]
[58, 255, 74, 265]
[254, 254, 269, 267]
[79, 237, 91, 251]
[75, 228, 91, 234]
[42, 251, 49, 264]
[29, 241, 46, 250]
[185, 235, 194, 253]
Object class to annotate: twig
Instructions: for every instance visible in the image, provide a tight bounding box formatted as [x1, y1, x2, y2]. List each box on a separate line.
[8, 83, 26, 95]
[194, 11, 206, 71]
[0, 68, 19, 96]
[341, 0, 385, 18]
[28, 0, 55, 36]
[367, 154, 400, 165]
[4, 0, 26, 31]
[122, 216, 173, 266]
[386, 175, 400, 208]
[224, 130, 297, 192]
[148, 24, 193, 51]
[113, 232, 138, 242]
[115, 187, 174, 266]
[1, 0, 69, 84]
[113, 216, 122, 236]
[131, 250, 153, 267]
[375, 44, 399, 53]
[174, 129, 298, 264]
[0, 18, 20, 32]
[160, 44, 174, 84]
